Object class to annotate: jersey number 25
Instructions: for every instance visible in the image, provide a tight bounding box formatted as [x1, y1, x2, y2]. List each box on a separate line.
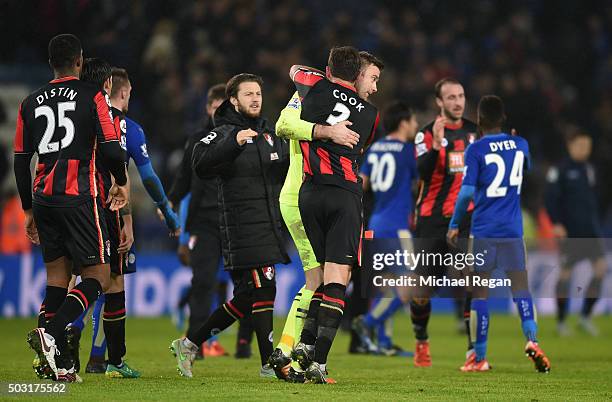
[35, 102, 76, 155]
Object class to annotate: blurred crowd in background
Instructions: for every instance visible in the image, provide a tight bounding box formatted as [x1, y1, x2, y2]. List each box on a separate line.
[1, 0, 611, 252]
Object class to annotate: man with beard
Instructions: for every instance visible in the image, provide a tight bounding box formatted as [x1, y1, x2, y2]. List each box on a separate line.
[410, 78, 477, 367]
[170, 73, 289, 378]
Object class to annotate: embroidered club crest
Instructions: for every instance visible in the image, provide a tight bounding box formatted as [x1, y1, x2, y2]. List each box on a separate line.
[263, 133, 274, 147]
[263, 266, 275, 280]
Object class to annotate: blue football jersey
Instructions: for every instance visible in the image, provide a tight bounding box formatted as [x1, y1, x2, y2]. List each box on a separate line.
[125, 117, 150, 166]
[361, 137, 417, 237]
[463, 133, 530, 238]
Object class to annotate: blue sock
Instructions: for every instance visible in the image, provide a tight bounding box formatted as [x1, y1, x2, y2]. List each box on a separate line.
[513, 292, 538, 343]
[90, 294, 107, 359]
[70, 304, 92, 331]
[377, 319, 393, 350]
[471, 298, 489, 362]
[365, 295, 403, 328]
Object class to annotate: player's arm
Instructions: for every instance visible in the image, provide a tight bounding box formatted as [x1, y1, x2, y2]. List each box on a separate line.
[447, 145, 479, 245]
[364, 112, 381, 152]
[13, 102, 39, 244]
[415, 130, 438, 180]
[177, 194, 191, 266]
[126, 121, 180, 234]
[416, 117, 446, 180]
[192, 128, 251, 177]
[360, 174, 371, 191]
[168, 134, 197, 206]
[289, 65, 325, 100]
[543, 164, 565, 235]
[359, 149, 373, 191]
[93, 92, 129, 211]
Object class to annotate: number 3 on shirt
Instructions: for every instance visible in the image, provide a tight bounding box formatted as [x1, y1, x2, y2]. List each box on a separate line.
[326, 102, 351, 125]
[484, 151, 524, 197]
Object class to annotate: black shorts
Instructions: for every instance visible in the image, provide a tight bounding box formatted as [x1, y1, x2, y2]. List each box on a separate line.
[413, 214, 471, 277]
[33, 197, 110, 267]
[230, 266, 276, 296]
[299, 181, 362, 265]
[104, 208, 135, 275]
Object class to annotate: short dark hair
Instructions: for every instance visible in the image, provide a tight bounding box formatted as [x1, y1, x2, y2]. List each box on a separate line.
[48, 34, 82, 71]
[80, 58, 112, 90]
[383, 101, 414, 133]
[226, 73, 263, 99]
[110, 67, 129, 98]
[207, 83, 226, 105]
[359, 51, 384, 71]
[435, 77, 462, 99]
[328, 46, 361, 82]
[564, 125, 590, 144]
[478, 95, 506, 130]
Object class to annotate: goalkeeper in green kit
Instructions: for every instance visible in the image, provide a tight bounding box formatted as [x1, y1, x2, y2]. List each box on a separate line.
[267, 82, 360, 382]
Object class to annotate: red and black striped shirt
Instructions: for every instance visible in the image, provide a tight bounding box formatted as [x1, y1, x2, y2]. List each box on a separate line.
[414, 118, 478, 218]
[292, 67, 379, 195]
[13, 77, 122, 209]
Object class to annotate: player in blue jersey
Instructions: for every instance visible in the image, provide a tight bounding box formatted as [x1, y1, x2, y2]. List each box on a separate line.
[68, 68, 180, 376]
[447, 95, 550, 373]
[352, 101, 418, 356]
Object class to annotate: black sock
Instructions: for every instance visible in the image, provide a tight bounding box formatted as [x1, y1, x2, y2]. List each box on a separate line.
[582, 277, 602, 317]
[103, 291, 126, 366]
[300, 285, 323, 346]
[188, 296, 249, 346]
[410, 298, 431, 341]
[251, 287, 276, 366]
[464, 291, 473, 350]
[46, 279, 101, 368]
[39, 286, 67, 328]
[314, 283, 346, 365]
[556, 279, 570, 323]
[46, 279, 102, 341]
[237, 315, 254, 346]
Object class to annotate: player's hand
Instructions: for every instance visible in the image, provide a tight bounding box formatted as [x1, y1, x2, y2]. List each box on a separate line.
[177, 244, 190, 266]
[118, 220, 134, 253]
[318, 121, 359, 148]
[24, 209, 39, 245]
[432, 115, 447, 150]
[156, 200, 173, 222]
[107, 183, 129, 211]
[236, 129, 258, 146]
[446, 228, 459, 248]
[552, 224, 567, 239]
[158, 201, 181, 237]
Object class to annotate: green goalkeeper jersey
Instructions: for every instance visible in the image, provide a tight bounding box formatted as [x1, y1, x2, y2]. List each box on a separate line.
[277, 92, 315, 206]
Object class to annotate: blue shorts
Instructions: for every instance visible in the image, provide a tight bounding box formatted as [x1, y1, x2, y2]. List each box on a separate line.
[471, 238, 526, 273]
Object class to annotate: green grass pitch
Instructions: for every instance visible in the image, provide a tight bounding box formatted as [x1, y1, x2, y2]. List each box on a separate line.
[1, 314, 611, 401]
